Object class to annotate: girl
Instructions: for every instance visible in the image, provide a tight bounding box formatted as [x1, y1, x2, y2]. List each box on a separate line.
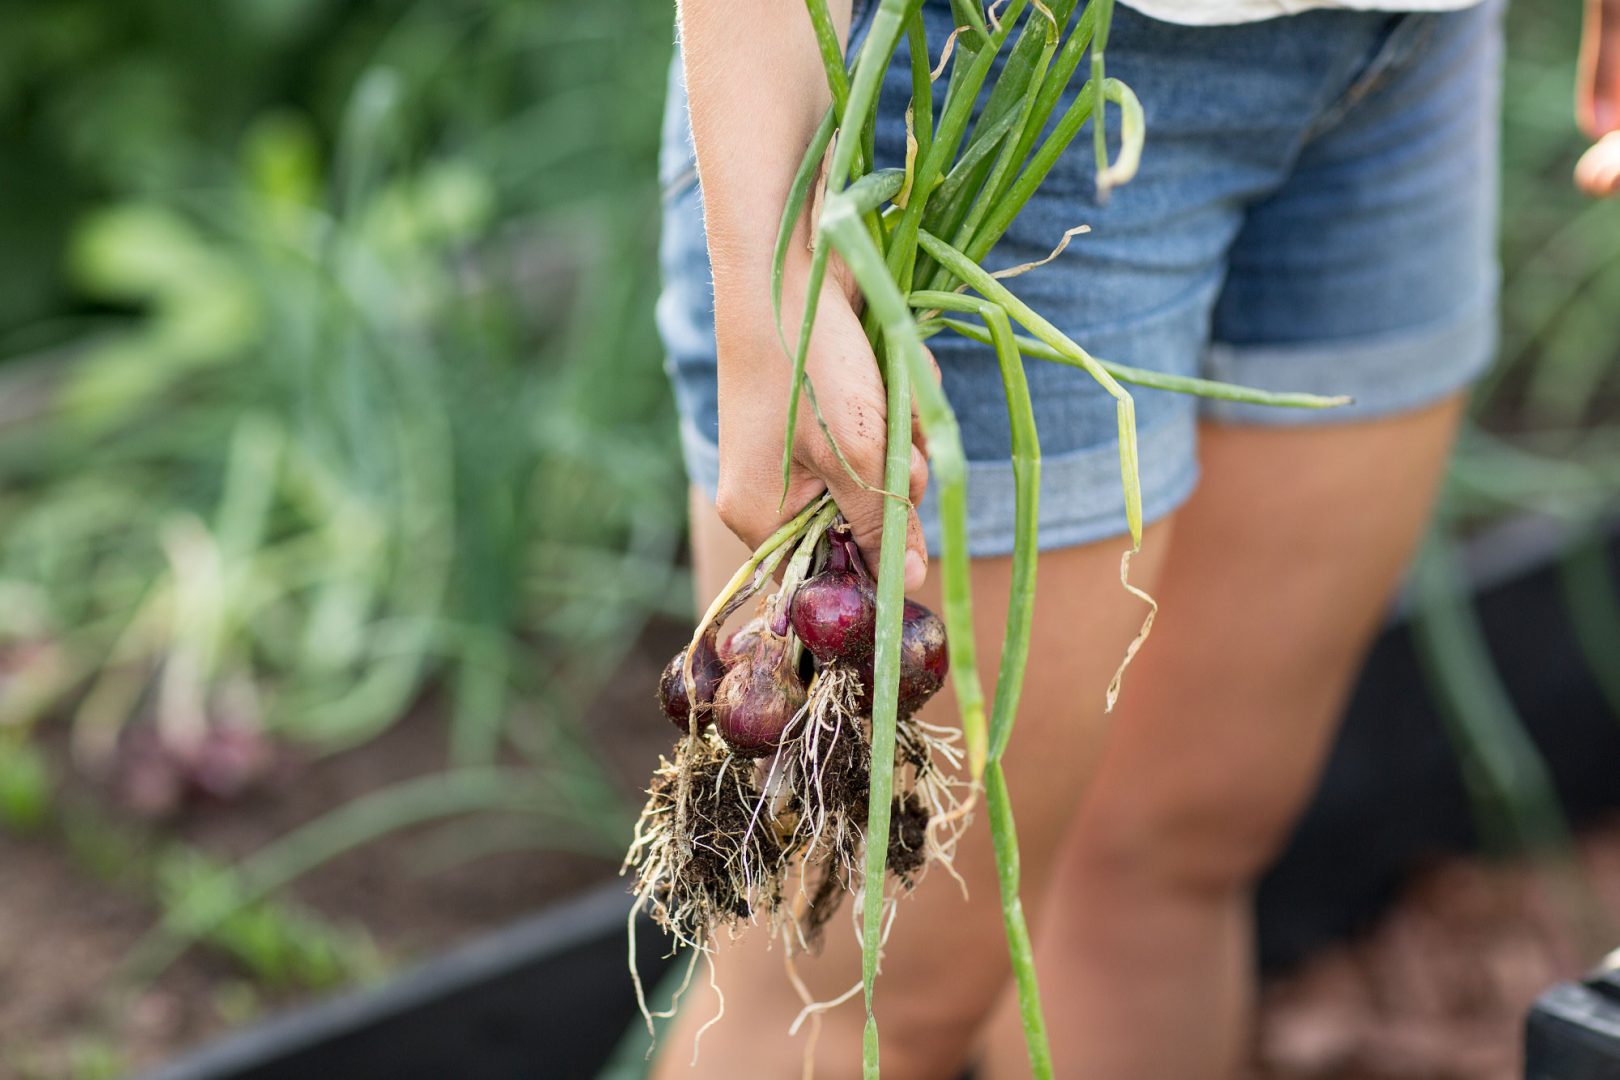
[654, 1, 1620, 1075]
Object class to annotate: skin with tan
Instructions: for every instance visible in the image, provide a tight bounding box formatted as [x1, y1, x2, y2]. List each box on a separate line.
[657, 1, 1620, 1076]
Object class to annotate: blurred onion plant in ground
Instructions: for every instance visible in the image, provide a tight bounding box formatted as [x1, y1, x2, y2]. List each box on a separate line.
[1479, 0, 1620, 491]
[1411, 0, 1620, 869]
[0, 1, 682, 815]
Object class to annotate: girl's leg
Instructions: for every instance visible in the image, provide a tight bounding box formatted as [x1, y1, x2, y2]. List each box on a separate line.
[981, 395, 1467, 1079]
[650, 493, 1173, 1080]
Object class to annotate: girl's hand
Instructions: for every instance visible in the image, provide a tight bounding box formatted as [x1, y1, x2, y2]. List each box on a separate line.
[1577, 0, 1620, 196]
[673, 1, 929, 587]
[714, 255, 932, 591]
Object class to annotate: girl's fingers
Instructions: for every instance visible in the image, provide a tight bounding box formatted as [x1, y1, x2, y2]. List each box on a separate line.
[903, 445, 931, 588]
[904, 508, 928, 592]
[909, 444, 929, 505]
[817, 441, 929, 591]
[1576, 131, 1620, 197]
[909, 345, 942, 454]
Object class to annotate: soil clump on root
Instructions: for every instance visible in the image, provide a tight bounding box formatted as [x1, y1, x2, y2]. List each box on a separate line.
[624, 735, 785, 947]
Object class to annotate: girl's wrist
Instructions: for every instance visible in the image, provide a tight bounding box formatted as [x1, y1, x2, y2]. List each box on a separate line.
[713, 245, 819, 351]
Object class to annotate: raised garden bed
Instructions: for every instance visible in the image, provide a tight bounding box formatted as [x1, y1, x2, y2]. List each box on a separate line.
[134, 881, 667, 1080]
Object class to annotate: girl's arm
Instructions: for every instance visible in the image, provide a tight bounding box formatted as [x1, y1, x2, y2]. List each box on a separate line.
[678, 0, 930, 588]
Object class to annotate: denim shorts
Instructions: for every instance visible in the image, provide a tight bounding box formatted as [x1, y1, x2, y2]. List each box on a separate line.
[657, 0, 1503, 556]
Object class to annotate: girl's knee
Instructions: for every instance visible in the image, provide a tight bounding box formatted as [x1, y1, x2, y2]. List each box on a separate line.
[1071, 767, 1317, 896]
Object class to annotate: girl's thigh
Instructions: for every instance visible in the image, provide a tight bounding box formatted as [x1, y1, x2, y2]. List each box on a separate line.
[1066, 400, 1468, 884]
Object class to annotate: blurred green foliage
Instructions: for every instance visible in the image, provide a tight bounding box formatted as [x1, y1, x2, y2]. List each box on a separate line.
[1480, 0, 1620, 484]
[0, 0, 1618, 1040]
[1412, 0, 1620, 867]
[0, 2, 686, 781]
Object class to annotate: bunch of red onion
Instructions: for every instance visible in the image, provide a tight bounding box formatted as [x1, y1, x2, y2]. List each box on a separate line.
[627, 519, 965, 957]
[655, 526, 947, 758]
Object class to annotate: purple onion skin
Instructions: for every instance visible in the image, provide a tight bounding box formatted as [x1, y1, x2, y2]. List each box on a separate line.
[657, 629, 725, 734]
[713, 632, 806, 757]
[789, 569, 877, 665]
[187, 723, 274, 800]
[897, 600, 948, 713]
[722, 616, 767, 663]
[857, 600, 949, 718]
[821, 528, 856, 574]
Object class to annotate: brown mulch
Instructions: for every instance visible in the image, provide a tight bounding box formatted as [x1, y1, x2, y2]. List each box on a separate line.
[1254, 817, 1620, 1079]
